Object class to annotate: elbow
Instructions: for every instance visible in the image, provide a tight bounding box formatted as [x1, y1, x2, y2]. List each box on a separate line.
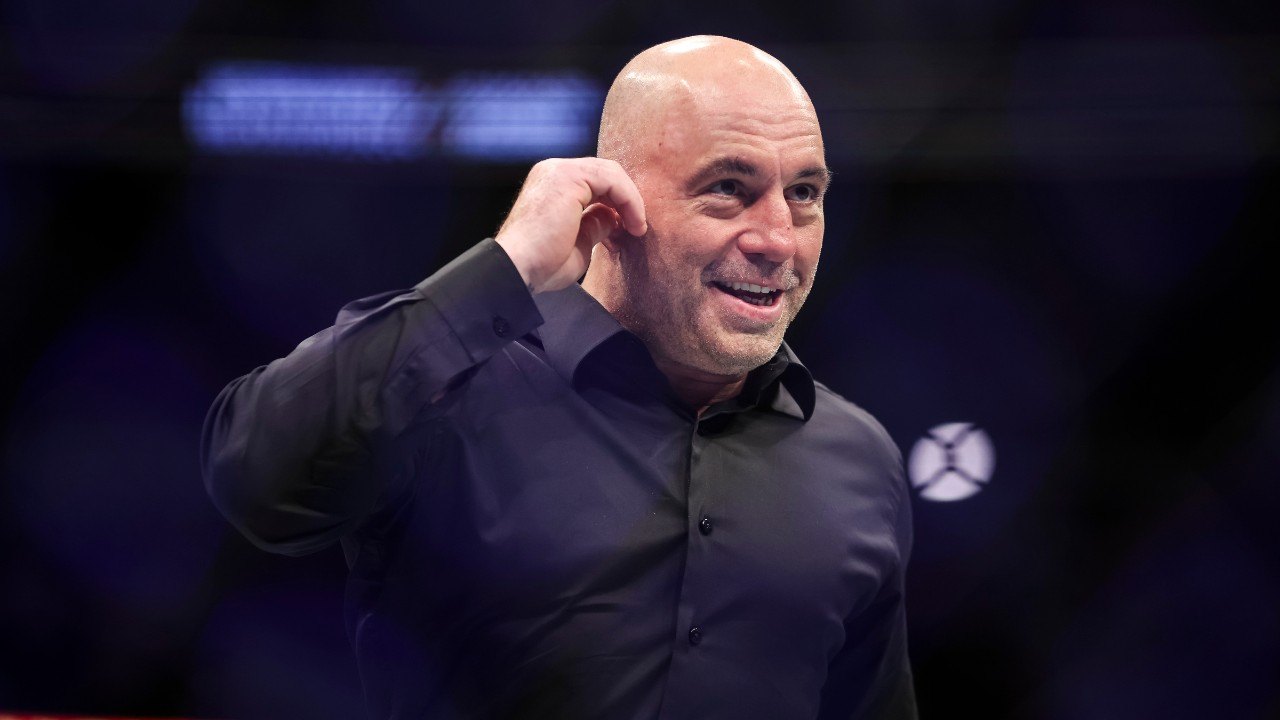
[202, 433, 376, 557]
[200, 365, 378, 557]
[202, 452, 323, 556]
[205, 473, 340, 557]
[204, 438, 362, 557]
[201, 423, 344, 557]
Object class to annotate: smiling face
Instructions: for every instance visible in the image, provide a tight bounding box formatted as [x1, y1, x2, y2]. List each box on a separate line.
[591, 39, 828, 377]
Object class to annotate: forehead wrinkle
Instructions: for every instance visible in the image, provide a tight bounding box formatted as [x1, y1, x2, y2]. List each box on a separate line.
[698, 129, 826, 172]
[696, 104, 823, 146]
[693, 123, 826, 175]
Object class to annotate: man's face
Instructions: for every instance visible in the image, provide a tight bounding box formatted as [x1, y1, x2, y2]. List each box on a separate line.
[617, 78, 828, 377]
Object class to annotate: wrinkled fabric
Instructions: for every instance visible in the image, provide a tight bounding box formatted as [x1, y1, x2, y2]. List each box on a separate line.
[202, 238, 917, 719]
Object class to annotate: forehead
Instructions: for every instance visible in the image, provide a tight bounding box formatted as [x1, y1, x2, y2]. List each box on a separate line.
[648, 82, 825, 178]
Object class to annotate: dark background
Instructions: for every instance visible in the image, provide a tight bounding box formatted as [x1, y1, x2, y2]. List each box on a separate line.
[1, 0, 1278, 717]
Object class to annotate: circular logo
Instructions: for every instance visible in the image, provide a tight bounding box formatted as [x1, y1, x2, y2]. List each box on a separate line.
[908, 423, 996, 502]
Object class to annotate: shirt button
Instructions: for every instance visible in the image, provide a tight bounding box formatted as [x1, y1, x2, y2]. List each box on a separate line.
[698, 516, 713, 536]
[688, 626, 702, 646]
[492, 316, 510, 337]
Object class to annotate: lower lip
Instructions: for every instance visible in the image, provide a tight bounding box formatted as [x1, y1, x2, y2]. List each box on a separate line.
[709, 284, 786, 324]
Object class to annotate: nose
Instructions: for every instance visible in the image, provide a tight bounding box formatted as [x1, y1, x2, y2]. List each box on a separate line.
[736, 190, 796, 263]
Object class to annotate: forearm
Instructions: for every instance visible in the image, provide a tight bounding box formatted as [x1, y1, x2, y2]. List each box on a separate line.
[201, 239, 542, 555]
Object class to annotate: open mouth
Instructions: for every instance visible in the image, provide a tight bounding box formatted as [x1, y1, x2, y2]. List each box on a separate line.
[711, 281, 783, 307]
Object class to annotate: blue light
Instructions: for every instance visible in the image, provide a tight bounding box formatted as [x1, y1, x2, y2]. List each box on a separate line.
[183, 63, 604, 162]
[442, 73, 602, 160]
[183, 62, 440, 159]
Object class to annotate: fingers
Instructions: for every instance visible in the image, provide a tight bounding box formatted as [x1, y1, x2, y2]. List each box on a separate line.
[495, 157, 646, 295]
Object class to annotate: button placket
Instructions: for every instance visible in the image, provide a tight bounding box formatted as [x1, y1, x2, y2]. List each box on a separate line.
[654, 424, 712, 718]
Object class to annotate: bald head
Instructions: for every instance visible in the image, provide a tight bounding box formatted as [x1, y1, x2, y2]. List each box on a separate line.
[597, 36, 818, 173]
[581, 35, 827, 382]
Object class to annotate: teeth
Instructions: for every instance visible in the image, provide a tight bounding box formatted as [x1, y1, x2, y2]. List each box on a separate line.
[713, 281, 779, 306]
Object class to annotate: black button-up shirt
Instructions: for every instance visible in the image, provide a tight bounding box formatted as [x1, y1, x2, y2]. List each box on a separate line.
[202, 239, 917, 719]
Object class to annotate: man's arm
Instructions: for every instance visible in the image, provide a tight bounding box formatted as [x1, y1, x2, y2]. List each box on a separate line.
[816, 434, 917, 720]
[201, 158, 647, 557]
[200, 239, 541, 556]
[814, 568, 918, 719]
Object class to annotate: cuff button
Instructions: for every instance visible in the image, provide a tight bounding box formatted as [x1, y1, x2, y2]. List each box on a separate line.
[492, 316, 510, 337]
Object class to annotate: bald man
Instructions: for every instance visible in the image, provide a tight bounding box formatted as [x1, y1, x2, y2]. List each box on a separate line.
[204, 36, 916, 719]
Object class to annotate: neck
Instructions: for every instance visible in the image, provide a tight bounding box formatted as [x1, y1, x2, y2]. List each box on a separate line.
[650, 356, 747, 417]
[583, 264, 746, 416]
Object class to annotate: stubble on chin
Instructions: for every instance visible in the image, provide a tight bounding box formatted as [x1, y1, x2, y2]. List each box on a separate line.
[695, 312, 789, 375]
[706, 283, 813, 373]
[613, 243, 807, 377]
[647, 290, 790, 377]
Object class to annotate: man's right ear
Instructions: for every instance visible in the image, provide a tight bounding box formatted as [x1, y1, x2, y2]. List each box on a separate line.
[595, 204, 629, 253]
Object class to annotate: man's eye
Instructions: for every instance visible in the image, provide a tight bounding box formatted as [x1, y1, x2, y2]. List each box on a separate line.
[708, 180, 741, 196]
[786, 184, 819, 202]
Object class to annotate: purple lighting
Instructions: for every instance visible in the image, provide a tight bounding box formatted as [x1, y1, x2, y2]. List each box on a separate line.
[441, 73, 602, 160]
[182, 63, 604, 162]
[183, 62, 439, 159]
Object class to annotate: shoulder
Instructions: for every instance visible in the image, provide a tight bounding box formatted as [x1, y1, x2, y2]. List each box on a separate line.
[808, 379, 915, 558]
[808, 379, 904, 470]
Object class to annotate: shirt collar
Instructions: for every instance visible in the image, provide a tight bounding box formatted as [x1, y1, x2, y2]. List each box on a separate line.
[532, 283, 632, 382]
[757, 343, 817, 421]
[532, 284, 816, 421]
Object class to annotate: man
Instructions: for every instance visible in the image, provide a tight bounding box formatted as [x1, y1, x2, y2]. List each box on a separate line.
[203, 36, 916, 719]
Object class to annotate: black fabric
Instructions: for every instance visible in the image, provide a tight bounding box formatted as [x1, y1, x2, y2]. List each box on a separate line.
[202, 238, 917, 719]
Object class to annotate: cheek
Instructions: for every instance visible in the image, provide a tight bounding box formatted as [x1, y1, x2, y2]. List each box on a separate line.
[798, 227, 824, 278]
[646, 233, 713, 278]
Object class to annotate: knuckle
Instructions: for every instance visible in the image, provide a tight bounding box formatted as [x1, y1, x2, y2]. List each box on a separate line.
[600, 159, 626, 182]
[530, 157, 565, 177]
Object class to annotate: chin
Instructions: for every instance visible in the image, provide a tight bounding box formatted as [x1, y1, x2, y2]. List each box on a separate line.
[636, 297, 788, 376]
[694, 334, 784, 376]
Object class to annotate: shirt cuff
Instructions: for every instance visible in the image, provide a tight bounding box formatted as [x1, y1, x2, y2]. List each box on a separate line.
[413, 238, 544, 363]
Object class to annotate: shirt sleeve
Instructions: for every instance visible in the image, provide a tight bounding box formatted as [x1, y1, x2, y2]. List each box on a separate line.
[200, 238, 543, 557]
[815, 442, 918, 720]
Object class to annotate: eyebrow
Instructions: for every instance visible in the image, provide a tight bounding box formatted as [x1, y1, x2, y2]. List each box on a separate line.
[685, 157, 758, 191]
[796, 165, 833, 189]
[685, 156, 833, 192]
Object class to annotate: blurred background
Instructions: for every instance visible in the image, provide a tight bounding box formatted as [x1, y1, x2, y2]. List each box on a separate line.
[1, 0, 1278, 717]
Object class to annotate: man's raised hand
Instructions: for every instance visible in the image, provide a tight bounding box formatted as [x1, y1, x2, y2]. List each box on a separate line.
[495, 158, 647, 295]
